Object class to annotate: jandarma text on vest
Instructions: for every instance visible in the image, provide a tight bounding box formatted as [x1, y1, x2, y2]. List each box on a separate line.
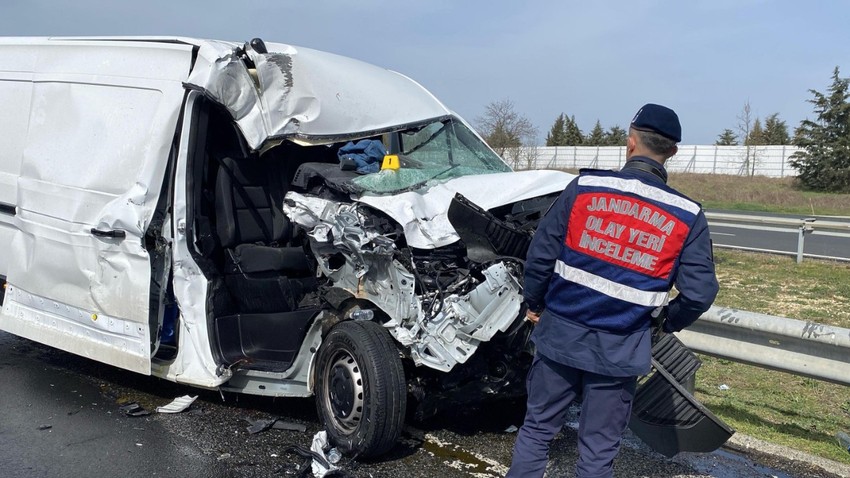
[587, 195, 676, 235]
[567, 192, 690, 278]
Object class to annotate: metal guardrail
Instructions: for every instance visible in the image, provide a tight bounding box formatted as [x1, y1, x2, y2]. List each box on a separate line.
[705, 211, 850, 263]
[684, 215, 850, 385]
[677, 306, 850, 386]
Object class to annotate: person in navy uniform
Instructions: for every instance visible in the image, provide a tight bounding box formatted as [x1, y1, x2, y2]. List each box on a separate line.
[507, 104, 719, 478]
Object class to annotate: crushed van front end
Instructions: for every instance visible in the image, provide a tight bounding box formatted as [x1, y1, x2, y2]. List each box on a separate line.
[284, 192, 524, 372]
[282, 165, 572, 416]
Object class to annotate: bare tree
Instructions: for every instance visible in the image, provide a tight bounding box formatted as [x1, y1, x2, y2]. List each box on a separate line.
[736, 101, 760, 176]
[475, 99, 538, 168]
[508, 142, 540, 171]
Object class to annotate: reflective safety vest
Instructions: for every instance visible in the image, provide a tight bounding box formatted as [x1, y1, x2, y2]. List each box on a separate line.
[544, 170, 702, 332]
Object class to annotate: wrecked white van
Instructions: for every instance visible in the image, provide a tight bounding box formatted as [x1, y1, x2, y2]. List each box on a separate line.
[0, 37, 574, 456]
[1, 37, 734, 459]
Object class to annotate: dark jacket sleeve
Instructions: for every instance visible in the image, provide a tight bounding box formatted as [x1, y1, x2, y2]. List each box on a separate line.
[665, 211, 719, 332]
[523, 180, 576, 312]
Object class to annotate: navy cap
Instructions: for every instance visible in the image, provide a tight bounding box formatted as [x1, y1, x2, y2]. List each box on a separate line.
[630, 103, 681, 142]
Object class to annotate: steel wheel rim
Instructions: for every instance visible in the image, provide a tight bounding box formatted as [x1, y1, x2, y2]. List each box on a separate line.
[323, 349, 364, 434]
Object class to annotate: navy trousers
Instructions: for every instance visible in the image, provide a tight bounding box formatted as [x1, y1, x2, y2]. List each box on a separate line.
[506, 353, 636, 478]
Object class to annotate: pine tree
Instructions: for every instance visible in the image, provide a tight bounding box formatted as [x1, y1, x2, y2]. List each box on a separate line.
[564, 115, 584, 145]
[545, 113, 567, 146]
[603, 125, 627, 146]
[791, 67, 850, 192]
[748, 118, 766, 145]
[763, 113, 790, 145]
[715, 129, 739, 145]
[792, 124, 806, 144]
[585, 120, 606, 146]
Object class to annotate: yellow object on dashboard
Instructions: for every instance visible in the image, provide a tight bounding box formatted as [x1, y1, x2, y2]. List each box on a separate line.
[381, 154, 400, 170]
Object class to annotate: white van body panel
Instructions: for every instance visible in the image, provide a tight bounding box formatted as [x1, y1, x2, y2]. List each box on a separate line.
[0, 43, 37, 282]
[20, 37, 453, 151]
[185, 40, 453, 150]
[0, 38, 194, 374]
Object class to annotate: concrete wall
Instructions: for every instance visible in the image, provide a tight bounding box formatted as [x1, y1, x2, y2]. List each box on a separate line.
[522, 145, 801, 178]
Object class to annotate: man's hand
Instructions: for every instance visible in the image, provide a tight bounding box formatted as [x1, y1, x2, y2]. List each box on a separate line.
[525, 310, 541, 325]
[650, 306, 668, 329]
[650, 306, 669, 343]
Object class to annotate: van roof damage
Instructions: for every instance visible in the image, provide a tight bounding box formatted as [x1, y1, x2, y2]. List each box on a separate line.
[183, 38, 454, 150]
[32, 36, 453, 149]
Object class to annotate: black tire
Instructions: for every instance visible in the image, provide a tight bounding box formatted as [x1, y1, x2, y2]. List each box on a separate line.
[314, 320, 406, 458]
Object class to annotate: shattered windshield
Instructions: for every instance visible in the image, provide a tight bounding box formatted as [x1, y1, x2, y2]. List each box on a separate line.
[352, 117, 511, 194]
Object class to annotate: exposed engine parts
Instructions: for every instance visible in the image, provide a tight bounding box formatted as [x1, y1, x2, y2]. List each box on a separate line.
[284, 192, 525, 372]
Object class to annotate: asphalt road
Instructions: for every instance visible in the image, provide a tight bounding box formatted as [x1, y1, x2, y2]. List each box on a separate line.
[2, 331, 846, 478]
[0, 332, 234, 478]
[707, 211, 850, 260]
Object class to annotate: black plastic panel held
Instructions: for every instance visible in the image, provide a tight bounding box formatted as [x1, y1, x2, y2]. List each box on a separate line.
[629, 333, 735, 457]
[0, 203, 15, 216]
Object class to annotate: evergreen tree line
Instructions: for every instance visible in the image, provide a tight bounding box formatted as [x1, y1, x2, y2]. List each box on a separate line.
[791, 67, 850, 192]
[714, 112, 790, 146]
[714, 67, 850, 191]
[545, 114, 628, 147]
[484, 67, 850, 191]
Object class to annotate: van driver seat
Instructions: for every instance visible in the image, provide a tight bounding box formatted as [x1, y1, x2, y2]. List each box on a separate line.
[213, 155, 314, 313]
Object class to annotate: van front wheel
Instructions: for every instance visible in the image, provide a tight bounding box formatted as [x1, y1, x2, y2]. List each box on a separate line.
[315, 320, 406, 458]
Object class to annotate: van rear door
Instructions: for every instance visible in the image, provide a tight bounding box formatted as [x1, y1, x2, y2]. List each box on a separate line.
[0, 39, 194, 374]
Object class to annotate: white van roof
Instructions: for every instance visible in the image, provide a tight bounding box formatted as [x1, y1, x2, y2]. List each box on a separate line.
[2, 36, 453, 150]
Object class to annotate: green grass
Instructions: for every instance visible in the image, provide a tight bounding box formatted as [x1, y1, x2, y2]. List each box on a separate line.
[696, 357, 850, 464]
[668, 173, 850, 216]
[695, 250, 850, 464]
[713, 250, 850, 328]
[556, 170, 850, 215]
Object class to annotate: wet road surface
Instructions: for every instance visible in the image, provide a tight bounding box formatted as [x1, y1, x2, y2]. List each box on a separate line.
[0, 333, 233, 478]
[0, 331, 844, 478]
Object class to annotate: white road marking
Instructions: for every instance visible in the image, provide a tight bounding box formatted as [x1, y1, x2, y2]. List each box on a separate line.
[710, 232, 736, 236]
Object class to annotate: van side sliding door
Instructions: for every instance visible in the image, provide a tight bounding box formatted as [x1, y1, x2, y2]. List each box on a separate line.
[0, 40, 194, 374]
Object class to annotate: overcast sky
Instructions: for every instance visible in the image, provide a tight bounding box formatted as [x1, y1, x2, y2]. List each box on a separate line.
[2, 1, 849, 144]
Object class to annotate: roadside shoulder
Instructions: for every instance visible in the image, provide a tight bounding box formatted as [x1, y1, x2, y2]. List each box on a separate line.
[726, 433, 850, 477]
